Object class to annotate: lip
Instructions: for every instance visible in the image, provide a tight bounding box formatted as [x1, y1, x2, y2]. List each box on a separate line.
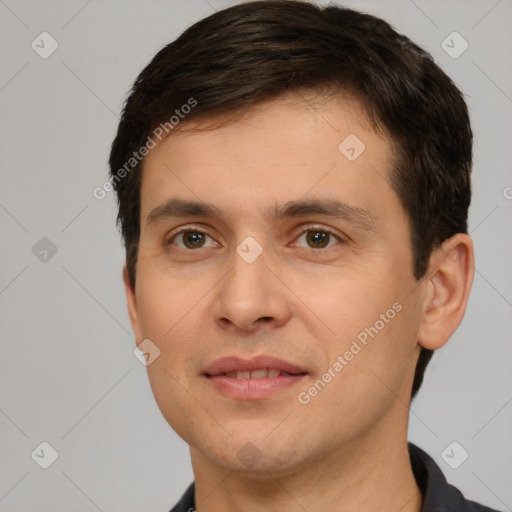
[202, 355, 308, 400]
[203, 355, 306, 376]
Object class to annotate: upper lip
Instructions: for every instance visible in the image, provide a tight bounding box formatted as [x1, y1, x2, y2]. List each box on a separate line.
[202, 355, 307, 376]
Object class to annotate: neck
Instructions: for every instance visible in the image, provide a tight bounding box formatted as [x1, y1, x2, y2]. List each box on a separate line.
[190, 406, 422, 512]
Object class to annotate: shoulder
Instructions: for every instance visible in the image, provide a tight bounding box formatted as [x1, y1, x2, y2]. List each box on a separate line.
[169, 482, 195, 512]
[408, 442, 503, 512]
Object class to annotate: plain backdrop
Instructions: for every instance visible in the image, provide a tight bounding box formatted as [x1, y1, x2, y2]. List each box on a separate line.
[1, 0, 511, 511]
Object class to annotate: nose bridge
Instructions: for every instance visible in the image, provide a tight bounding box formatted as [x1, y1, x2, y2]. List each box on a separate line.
[213, 236, 290, 331]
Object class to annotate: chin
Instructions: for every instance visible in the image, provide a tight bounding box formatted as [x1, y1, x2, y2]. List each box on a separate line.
[215, 450, 306, 479]
[192, 428, 315, 479]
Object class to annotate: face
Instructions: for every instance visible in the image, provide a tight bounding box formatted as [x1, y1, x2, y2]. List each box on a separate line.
[125, 92, 429, 477]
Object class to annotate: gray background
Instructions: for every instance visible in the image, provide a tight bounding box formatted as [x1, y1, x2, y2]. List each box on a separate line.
[1, 0, 511, 511]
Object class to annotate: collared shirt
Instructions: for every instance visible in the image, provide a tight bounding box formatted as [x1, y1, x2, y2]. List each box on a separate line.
[170, 442, 502, 512]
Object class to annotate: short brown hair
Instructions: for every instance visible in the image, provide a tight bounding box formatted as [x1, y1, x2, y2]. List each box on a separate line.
[109, 0, 472, 399]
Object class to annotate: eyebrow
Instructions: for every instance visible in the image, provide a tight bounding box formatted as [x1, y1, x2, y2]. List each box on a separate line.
[146, 197, 375, 231]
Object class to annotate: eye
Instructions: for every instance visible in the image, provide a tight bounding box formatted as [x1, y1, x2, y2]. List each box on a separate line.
[167, 229, 218, 250]
[293, 227, 343, 249]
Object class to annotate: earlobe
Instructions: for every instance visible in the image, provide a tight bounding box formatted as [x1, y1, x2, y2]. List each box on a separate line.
[122, 265, 142, 344]
[417, 233, 474, 350]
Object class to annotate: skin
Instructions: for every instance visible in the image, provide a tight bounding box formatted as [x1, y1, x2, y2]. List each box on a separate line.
[123, 91, 474, 512]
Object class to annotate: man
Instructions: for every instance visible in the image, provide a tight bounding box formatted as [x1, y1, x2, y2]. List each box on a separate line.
[109, 1, 500, 511]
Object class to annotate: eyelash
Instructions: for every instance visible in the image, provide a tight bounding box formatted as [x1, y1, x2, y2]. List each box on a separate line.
[166, 225, 345, 250]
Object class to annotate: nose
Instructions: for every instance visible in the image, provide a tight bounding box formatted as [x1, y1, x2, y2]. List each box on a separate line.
[213, 241, 292, 333]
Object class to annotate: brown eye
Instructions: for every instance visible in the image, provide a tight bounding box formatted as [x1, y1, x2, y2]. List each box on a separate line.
[295, 228, 341, 249]
[182, 231, 206, 249]
[169, 230, 217, 250]
[305, 231, 331, 248]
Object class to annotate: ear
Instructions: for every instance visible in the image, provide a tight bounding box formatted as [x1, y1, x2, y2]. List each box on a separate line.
[417, 233, 474, 350]
[123, 265, 143, 345]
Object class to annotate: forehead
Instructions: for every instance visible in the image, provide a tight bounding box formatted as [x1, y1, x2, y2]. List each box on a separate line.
[139, 92, 400, 228]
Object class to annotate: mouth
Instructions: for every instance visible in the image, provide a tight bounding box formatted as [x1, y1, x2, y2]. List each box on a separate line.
[212, 368, 304, 379]
[202, 356, 308, 400]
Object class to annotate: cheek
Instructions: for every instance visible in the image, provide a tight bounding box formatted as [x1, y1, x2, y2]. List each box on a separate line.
[300, 271, 418, 394]
[136, 279, 212, 439]
[135, 263, 225, 375]
[296, 304, 418, 443]
[295, 266, 397, 338]
[136, 264, 206, 336]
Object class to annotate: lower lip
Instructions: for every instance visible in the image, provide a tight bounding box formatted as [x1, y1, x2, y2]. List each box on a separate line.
[205, 374, 307, 400]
